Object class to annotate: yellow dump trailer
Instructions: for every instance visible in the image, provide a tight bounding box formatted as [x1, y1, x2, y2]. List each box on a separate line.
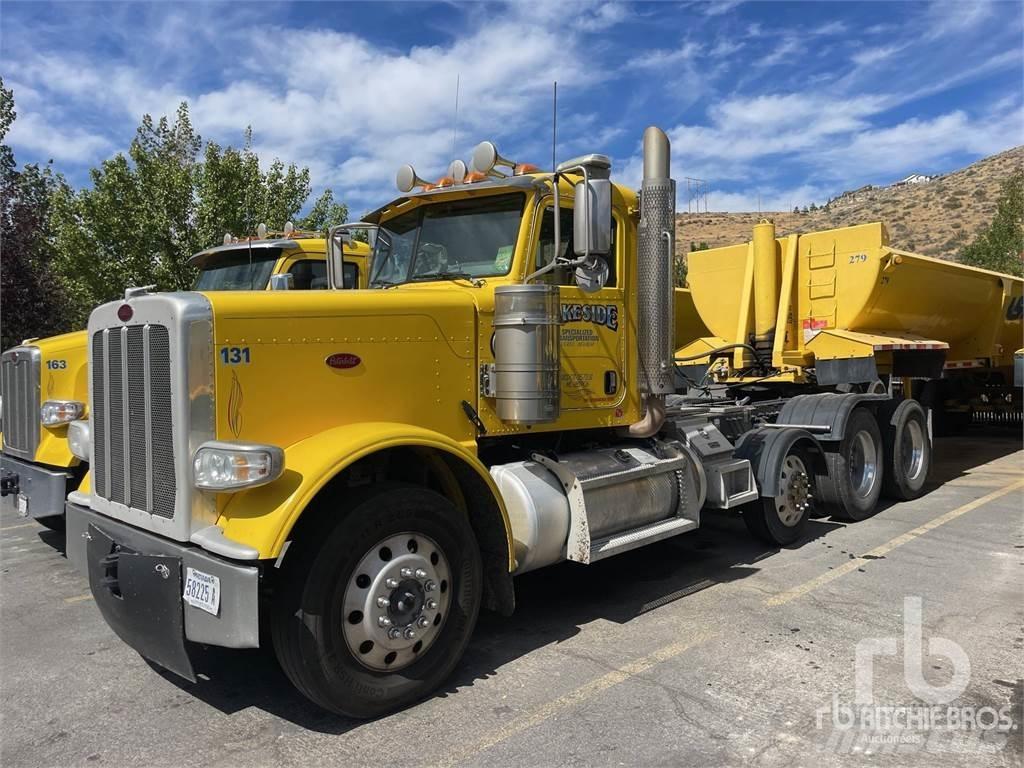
[676, 221, 1023, 425]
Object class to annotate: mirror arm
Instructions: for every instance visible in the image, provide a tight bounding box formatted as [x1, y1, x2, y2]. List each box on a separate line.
[524, 167, 595, 284]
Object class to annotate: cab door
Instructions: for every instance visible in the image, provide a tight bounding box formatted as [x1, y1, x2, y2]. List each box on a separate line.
[530, 203, 627, 413]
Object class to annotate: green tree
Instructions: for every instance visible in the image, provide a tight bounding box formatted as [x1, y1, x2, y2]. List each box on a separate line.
[959, 171, 1023, 276]
[50, 106, 348, 328]
[0, 79, 72, 349]
[298, 188, 348, 231]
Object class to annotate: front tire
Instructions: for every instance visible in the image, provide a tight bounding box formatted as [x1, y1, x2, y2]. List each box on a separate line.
[743, 450, 813, 545]
[272, 486, 482, 718]
[820, 407, 884, 521]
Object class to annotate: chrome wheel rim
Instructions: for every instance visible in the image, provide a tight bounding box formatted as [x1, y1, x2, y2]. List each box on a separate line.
[901, 420, 926, 482]
[775, 454, 811, 526]
[342, 532, 451, 672]
[849, 430, 878, 499]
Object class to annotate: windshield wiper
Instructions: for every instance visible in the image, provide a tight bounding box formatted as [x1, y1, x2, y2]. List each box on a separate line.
[413, 270, 477, 283]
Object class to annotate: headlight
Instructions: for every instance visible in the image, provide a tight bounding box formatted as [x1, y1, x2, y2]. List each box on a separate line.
[193, 441, 284, 491]
[40, 400, 85, 426]
[68, 419, 92, 461]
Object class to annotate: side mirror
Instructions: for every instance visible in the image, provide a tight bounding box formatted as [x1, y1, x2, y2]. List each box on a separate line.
[269, 273, 293, 291]
[573, 177, 612, 257]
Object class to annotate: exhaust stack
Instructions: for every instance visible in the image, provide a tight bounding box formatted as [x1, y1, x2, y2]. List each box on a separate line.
[628, 126, 676, 437]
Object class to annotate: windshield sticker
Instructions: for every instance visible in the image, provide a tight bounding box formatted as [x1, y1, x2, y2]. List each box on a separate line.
[561, 303, 619, 331]
[494, 245, 513, 272]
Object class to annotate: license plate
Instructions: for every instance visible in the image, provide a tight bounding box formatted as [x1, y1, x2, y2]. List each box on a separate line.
[183, 567, 220, 616]
[16, 494, 28, 517]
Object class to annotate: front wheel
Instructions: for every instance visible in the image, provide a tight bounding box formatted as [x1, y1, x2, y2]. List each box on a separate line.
[272, 486, 482, 718]
[743, 451, 814, 545]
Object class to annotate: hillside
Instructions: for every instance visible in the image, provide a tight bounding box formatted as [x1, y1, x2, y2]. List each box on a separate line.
[675, 145, 1023, 261]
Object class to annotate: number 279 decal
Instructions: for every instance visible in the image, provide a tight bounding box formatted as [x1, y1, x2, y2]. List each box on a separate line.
[219, 346, 251, 365]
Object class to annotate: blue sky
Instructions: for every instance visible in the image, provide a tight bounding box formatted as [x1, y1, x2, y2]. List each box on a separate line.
[3, 1, 1022, 216]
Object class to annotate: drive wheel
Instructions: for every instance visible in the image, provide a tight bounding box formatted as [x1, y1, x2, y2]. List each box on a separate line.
[744, 450, 813, 545]
[882, 401, 930, 501]
[272, 486, 482, 718]
[821, 408, 884, 521]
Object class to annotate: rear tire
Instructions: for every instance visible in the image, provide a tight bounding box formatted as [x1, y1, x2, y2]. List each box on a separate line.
[820, 408, 884, 522]
[743, 450, 813, 546]
[881, 401, 930, 501]
[272, 486, 482, 718]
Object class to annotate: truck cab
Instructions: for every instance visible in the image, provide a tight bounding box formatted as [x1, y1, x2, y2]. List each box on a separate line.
[0, 233, 372, 527]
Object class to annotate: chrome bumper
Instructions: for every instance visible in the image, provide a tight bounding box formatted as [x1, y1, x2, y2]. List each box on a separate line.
[0, 453, 73, 520]
[65, 500, 261, 680]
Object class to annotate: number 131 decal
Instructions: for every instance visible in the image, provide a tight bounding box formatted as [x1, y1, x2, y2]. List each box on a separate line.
[219, 346, 251, 365]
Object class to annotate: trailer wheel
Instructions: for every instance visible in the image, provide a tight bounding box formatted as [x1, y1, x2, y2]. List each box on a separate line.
[820, 407, 883, 521]
[272, 486, 482, 718]
[743, 450, 813, 545]
[882, 401, 930, 501]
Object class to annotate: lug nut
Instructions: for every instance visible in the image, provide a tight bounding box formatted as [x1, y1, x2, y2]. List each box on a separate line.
[417, 616, 430, 628]
[425, 599, 437, 610]
[415, 568, 428, 579]
[404, 627, 417, 640]
[400, 567, 413, 578]
[388, 627, 402, 640]
[424, 580, 436, 592]
[377, 596, 390, 608]
[385, 577, 400, 589]
[378, 616, 392, 628]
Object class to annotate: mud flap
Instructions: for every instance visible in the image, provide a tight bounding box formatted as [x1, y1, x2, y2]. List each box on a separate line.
[87, 524, 196, 681]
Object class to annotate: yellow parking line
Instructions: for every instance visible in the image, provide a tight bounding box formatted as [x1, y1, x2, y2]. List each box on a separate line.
[0, 523, 38, 532]
[64, 593, 93, 604]
[766, 478, 1024, 607]
[435, 630, 712, 767]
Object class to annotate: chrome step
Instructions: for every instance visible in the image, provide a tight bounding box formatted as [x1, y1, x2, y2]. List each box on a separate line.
[589, 516, 698, 562]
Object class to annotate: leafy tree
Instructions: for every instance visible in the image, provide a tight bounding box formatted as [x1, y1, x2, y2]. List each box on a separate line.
[809, 202, 818, 212]
[960, 171, 1023, 277]
[793, 206, 800, 214]
[49, 106, 347, 328]
[0, 79, 71, 349]
[298, 188, 348, 231]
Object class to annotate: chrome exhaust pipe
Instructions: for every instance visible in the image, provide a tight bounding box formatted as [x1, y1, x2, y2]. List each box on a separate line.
[627, 126, 675, 438]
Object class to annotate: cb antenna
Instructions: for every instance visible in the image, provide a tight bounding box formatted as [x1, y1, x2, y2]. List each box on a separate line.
[551, 81, 557, 171]
[452, 74, 460, 158]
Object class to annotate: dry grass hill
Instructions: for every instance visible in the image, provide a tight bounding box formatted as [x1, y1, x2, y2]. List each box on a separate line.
[675, 145, 1023, 262]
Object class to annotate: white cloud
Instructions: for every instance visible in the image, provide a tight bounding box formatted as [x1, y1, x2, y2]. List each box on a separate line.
[851, 45, 902, 67]
[5, 111, 112, 163]
[630, 41, 702, 69]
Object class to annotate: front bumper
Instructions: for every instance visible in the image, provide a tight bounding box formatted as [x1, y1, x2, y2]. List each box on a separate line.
[0, 453, 73, 520]
[66, 501, 261, 681]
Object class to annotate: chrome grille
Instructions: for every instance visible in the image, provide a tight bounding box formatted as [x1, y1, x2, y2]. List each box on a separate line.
[1, 347, 41, 460]
[91, 325, 176, 518]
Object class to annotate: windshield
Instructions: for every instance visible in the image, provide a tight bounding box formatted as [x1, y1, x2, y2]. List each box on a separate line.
[370, 193, 524, 286]
[193, 250, 279, 291]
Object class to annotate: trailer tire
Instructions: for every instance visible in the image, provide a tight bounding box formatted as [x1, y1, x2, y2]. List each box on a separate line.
[881, 401, 930, 501]
[820, 407, 884, 522]
[272, 485, 482, 718]
[743, 449, 813, 546]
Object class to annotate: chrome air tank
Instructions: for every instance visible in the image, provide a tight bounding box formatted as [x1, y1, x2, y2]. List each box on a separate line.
[493, 284, 560, 424]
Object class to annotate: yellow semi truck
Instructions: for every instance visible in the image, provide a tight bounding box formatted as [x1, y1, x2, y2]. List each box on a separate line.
[0, 232, 372, 528]
[61, 127, 1017, 718]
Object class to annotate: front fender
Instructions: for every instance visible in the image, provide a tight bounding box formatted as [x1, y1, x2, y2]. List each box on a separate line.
[216, 422, 513, 563]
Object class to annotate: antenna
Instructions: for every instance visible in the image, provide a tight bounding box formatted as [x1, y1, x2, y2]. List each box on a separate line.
[551, 81, 557, 171]
[452, 74, 460, 159]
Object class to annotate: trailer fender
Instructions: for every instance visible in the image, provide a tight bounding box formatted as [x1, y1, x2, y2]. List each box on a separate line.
[216, 422, 514, 571]
[733, 427, 827, 498]
[776, 392, 889, 442]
